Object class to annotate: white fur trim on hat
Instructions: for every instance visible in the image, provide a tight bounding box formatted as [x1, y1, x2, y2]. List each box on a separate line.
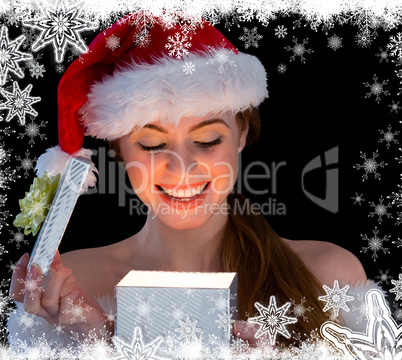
[79, 48, 268, 140]
[35, 145, 98, 193]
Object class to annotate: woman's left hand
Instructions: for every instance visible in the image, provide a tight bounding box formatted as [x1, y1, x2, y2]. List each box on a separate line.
[232, 320, 258, 347]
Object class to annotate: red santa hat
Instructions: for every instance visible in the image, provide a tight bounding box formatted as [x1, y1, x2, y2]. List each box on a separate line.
[35, 10, 268, 192]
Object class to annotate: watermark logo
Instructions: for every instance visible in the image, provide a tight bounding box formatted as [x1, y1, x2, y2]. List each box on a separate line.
[81, 145, 339, 216]
[301, 146, 339, 214]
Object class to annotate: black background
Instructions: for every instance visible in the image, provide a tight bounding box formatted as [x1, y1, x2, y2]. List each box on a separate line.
[1, 9, 401, 342]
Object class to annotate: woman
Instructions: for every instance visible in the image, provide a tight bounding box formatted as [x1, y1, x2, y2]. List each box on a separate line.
[7, 10, 372, 353]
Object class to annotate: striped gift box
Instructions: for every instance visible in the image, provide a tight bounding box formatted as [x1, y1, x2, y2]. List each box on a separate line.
[114, 271, 238, 358]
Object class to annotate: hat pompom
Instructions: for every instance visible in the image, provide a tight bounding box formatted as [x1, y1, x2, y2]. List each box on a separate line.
[35, 145, 98, 193]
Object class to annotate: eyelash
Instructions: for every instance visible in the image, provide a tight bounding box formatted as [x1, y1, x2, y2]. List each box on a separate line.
[138, 138, 223, 152]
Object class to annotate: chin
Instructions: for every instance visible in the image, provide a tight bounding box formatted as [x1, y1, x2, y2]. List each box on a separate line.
[155, 208, 216, 230]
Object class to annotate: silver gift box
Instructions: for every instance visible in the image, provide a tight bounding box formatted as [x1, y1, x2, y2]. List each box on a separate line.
[114, 271, 238, 358]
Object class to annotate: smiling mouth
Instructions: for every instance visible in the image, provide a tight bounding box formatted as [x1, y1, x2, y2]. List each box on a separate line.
[156, 182, 210, 202]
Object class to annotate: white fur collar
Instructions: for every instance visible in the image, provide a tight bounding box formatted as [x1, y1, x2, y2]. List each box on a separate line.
[6, 280, 386, 349]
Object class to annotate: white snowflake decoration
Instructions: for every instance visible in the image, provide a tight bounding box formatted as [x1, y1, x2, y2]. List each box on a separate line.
[6, 259, 17, 273]
[113, 327, 166, 360]
[4, 10, 21, 27]
[175, 316, 202, 341]
[17, 269, 44, 300]
[355, 30, 373, 48]
[389, 100, 401, 113]
[277, 63, 287, 74]
[207, 289, 236, 315]
[231, 335, 249, 355]
[165, 301, 188, 326]
[0, 244, 8, 257]
[215, 312, 233, 330]
[327, 34, 342, 51]
[239, 27, 263, 49]
[290, 297, 313, 322]
[0, 125, 15, 137]
[182, 61, 195, 75]
[379, 125, 399, 149]
[376, 47, 389, 63]
[62, 296, 91, 323]
[15, 149, 37, 177]
[29, 62, 46, 79]
[292, 341, 322, 360]
[23, 0, 98, 63]
[360, 226, 391, 261]
[200, 346, 220, 359]
[390, 274, 402, 302]
[376, 268, 392, 285]
[9, 227, 28, 249]
[0, 290, 11, 319]
[321, 289, 402, 360]
[318, 280, 355, 317]
[274, 25, 287, 38]
[285, 37, 313, 63]
[350, 293, 369, 324]
[248, 296, 298, 345]
[393, 238, 402, 248]
[389, 184, 402, 207]
[353, 150, 387, 181]
[351, 192, 365, 205]
[16, 310, 40, 333]
[53, 320, 66, 335]
[363, 74, 390, 103]
[0, 81, 41, 125]
[165, 32, 191, 59]
[127, 294, 159, 324]
[21, 27, 38, 49]
[0, 209, 10, 230]
[0, 166, 18, 190]
[0, 25, 33, 85]
[17, 116, 47, 146]
[0, 142, 11, 164]
[103, 308, 116, 327]
[394, 302, 402, 323]
[133, 29, 152, 48]
[368, 195, 393, 224]
[206, 40, 236, 73]
[55, 63, 65, 74]
[67, 44, 83, 62]
[388, 32, 402, 62]
[105, 34, 120, 51]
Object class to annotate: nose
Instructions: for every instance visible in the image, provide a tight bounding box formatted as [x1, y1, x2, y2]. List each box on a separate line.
[164, 148, 198, 176]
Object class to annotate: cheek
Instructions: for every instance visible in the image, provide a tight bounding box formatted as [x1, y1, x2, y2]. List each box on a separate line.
[125, 157, 152, 195]
[209, 149, 238, 194]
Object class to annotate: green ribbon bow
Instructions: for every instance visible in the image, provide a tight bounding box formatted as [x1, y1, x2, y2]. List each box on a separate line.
[13, 172, 61, 236]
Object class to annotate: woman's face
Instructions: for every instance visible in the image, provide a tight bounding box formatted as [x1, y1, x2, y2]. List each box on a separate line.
[118, 112, 249, 229]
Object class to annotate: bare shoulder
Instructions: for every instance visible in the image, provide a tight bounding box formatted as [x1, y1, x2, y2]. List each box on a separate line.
[282, 238, 368, 287]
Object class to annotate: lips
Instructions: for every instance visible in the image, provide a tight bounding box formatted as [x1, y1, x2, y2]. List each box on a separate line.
[156, 182, 210, 201]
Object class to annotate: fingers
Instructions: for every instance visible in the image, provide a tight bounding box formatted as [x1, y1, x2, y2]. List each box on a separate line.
[233, 320, 258, 346]
[49, 250, 64, 273]
[23, 265, 50, 319]
[41, 267, 73, 316]
[59, 291, 93, 325]
[9, 253, 30, 302]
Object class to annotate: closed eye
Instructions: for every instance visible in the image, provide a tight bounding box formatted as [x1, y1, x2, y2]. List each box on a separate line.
[138, 137, 223, 152]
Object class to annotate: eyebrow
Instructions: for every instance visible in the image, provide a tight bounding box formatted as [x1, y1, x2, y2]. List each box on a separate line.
[141, 119, 230, 134]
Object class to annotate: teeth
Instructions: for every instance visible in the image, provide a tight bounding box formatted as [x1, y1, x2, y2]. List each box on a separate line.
[159, 183, 208, 199]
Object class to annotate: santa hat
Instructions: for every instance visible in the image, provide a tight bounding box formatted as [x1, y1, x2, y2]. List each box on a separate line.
[35, 10, 268, 192]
